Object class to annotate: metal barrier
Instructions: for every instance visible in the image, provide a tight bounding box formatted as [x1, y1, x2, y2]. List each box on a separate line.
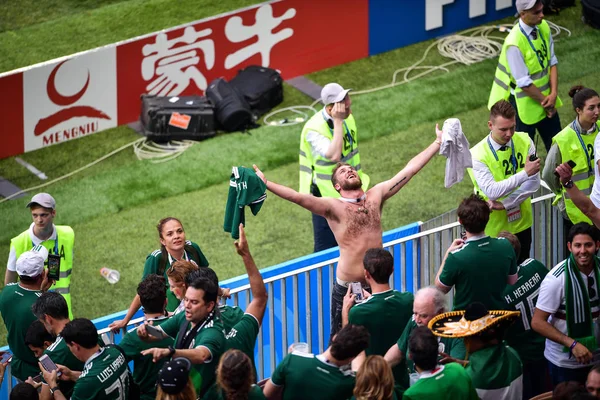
[0, 193, 562, 396]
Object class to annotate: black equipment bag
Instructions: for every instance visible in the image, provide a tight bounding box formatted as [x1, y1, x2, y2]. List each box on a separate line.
[541, 0, 575, 13]
[205, 78, 254, 132]
[230, 65, 283, 118]
[582, 0, 600, 29]
[140, 95, 216, 142]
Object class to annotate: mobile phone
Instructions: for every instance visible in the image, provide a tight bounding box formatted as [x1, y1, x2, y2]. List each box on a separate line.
[39, 354, 62, 377]
[0, 353, 12, 364]
[529, 154, 538, 162]
[31, 374, 43, 383]
[47, 254, 60, 281]
[145, 324, 167, 339]
[554, 160, 577, 178]
[351, 282, 363, 303]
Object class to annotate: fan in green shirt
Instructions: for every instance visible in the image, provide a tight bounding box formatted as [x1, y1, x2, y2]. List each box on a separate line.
[140, 278, 226, 398]
[384, 286, 466, 383]
[435, 195, 518, 310]
[263, 324, 370, 400]
[109, 217, 209, 332]
[117, 274, 174, 400]
[343, 248, 413, 391]
[1, 247, 54, 382]
[204, 349, 266, 400]
[42, 318, 132, 400]
[403, 325, 478, 400]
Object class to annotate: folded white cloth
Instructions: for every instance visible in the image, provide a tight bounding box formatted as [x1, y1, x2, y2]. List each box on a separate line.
[439, 118, 472, 188]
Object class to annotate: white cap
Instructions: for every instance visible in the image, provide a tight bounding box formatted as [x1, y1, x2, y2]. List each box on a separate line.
[16, 246, 48, 278]
[26, 193, 56, 209]
[321, 83, 351, 105]
[516, 0, 537, 12]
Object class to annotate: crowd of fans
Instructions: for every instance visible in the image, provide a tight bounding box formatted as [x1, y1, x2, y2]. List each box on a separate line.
[3, 0, 600, 398]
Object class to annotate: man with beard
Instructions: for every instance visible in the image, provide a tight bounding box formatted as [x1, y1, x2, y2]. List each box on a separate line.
[253, 125, 442, 336]
[532, 222, 600, 387]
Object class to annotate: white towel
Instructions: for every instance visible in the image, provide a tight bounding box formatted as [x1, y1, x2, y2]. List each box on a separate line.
[439, 118, 472, 188]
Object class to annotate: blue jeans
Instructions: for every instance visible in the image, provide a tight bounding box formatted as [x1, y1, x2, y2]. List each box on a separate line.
[330, 282, 347, 340]
[547, 361, 591, 388]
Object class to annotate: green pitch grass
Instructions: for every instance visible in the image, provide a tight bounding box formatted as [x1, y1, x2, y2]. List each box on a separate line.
[0, 2, 599, 347]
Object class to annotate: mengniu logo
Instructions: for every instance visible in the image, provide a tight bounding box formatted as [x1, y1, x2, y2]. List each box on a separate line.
[33, 60, 111, 136]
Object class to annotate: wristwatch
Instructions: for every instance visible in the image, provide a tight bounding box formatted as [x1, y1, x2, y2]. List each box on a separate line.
[563, 180, 574, 189]
[168, 345, 176, 357]
[50, 386, 61, 395]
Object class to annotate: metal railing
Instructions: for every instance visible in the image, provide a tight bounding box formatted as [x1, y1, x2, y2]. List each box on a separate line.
[0, 193, 562, 395]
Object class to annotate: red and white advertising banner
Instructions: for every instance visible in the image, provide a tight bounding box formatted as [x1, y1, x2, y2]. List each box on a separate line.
[0, 0, 369, 159]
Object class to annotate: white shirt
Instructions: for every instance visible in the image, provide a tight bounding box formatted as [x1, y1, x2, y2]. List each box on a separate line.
[7, 223, 57, 272]
[471, 134, 540, 210]
[536, 261, 600, 368]
[306, 108, 336, 158]
[590, 124, 600, 208]
[506, 19, 558, 88]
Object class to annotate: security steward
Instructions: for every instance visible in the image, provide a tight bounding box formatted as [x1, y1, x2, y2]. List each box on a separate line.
[488, 0, 562, 151]
[299, 83, 369, 252]
[468, 101, 540, 264]
[5, 193, 74, 319]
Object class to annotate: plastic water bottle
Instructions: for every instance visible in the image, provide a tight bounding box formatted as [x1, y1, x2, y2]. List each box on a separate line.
[100, 267, 120, 284]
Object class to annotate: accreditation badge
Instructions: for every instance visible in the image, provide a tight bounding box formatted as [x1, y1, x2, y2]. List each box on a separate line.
[506, 206, 522, 223]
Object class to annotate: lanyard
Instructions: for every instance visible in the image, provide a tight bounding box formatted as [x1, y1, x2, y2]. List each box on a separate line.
[571, 119, 597, 172]
[519, 24, 547, 70]
[488, 136, 517, 174]
[322, 111, 353, 148]
[33, 233, 58, 255]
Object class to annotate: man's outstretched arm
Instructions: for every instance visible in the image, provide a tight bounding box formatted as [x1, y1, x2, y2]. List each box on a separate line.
[235, 224, 267, 324]
[555, 162, 600, 228]
[374, 125, 442, 201]
[253, 164, 331, 217]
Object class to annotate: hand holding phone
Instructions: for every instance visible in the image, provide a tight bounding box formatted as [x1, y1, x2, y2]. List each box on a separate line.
[145, 323, 167, 339]
[47, 254, 61, 281]
[554, 160, 577, 178]
[351, 282, 364, 303]
[39, 354, 62, 377]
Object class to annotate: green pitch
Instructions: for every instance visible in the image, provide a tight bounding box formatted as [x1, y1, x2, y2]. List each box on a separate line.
[0, 1, 599, 346]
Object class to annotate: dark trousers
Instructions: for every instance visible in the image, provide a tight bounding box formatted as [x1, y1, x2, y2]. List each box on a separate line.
[523, 358, 551, 399]
[330, 282, 347, 340]
[509, 95, 561, 152]
[516, 227, 532, 265]
[312, 213, 338, 253]
[548, 361, 591, 388]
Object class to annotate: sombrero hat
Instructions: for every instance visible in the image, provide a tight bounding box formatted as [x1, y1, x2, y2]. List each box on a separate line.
[428, 302, 520, 338]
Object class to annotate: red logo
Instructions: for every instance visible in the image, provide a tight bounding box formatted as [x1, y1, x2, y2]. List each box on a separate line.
[34, 60, 111, 136]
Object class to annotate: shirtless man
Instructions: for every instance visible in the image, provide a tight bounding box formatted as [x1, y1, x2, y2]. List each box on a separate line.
[253, 125, 442, 336]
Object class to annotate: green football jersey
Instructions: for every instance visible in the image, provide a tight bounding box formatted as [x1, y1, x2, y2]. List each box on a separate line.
[119, 316, 174, 400]
[224, 166, 267, 239]
[502, 258, 548, 363]
[203, 383, 266, 400]
[467, 344, 523, 399]
[439, 236, 517, 310]
[0, 283, 42, 380]
[225, 313, 259, 380]
[44, 335, 86, 396]
[403, 363, 479, 400]
[142, 240, 209, 311]
[219, 304, 245, 334]
[159, 312, 226, 397]
[271, 352, 355, 400]
[397, 318, 466, 374]
[348, 289, 413, 388]
[71, 346, 131, 400]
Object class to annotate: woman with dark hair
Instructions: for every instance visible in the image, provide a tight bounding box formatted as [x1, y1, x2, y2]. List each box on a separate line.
[109, 217, 209, 332]
[542, 85, 600, 241]
[204, 349, 265, 400]
[352, 355, 397, 400]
